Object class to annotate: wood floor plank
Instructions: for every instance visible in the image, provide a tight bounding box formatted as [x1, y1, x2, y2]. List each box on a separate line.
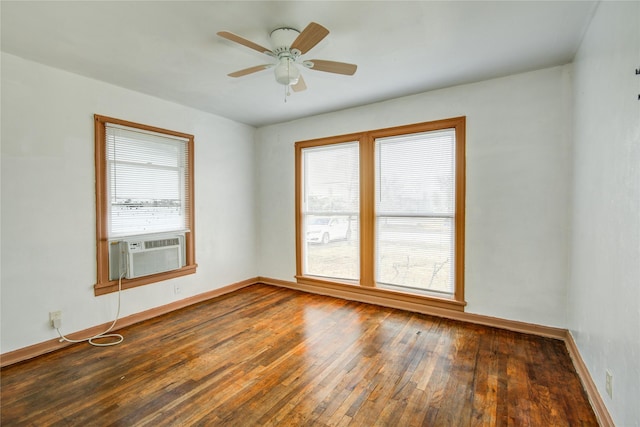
[1, 284, 598, 426]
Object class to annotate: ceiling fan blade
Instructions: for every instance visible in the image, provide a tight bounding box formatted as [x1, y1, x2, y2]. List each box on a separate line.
[305, 59, 357, 75]
[217, 31, 273, 56]
[291, 75, 307, 92]
[290, 22, 329, 54]
[228, 64, 273, 78]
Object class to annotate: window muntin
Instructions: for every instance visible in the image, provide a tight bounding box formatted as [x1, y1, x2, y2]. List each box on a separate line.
[94, 115, 196, 295]
[295, 117, 465, 307]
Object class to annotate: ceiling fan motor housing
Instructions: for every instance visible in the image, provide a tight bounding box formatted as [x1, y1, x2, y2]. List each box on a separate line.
[270, 27, 300, 55]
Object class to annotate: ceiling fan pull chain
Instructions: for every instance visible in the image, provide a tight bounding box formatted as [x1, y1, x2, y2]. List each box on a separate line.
[283, 61, 292, 102]
[286, 62, 291, 101]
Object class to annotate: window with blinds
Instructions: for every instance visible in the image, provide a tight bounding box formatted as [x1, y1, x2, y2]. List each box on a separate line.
[300, 142, 360, 281]
[94, 115, 196, 295]
[106, 124, 190, 237]
[295, 117, 465, 307]
[375, 129, 456, 294]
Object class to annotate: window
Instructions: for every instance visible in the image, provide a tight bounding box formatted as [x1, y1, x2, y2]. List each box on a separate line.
[295, 117, 465, 310]
[94, 115, 196, 295]
[300, 141, 360, 281]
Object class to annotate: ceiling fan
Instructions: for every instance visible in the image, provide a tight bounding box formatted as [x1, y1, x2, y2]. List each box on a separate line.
[217, 22, 357, 93]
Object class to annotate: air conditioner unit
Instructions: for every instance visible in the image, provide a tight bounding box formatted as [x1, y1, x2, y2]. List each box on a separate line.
[122, 235, 184, 279]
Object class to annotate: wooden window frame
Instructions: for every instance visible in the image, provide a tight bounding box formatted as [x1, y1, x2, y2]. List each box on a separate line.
[295, 117, 466, 311]
[94, 115, 196, 296]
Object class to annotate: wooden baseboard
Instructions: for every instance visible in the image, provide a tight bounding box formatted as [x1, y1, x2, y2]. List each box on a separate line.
[293, 275, 467, 312]
[258, 276, 566, 340]
[1, 274, 614, 426]
[564, 331, 614, 427]
[0, 277, 257, 368]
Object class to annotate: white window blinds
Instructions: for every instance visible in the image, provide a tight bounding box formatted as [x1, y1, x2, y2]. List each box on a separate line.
[105, 123, 190, 238]
[301, 142, 360, 281]
[302, 142, 360, 216]
[375, 129, 456, 294]
[376, 129, 455, 216]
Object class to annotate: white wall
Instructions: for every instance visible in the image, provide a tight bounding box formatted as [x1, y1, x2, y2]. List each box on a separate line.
[0, 53, 258, 354]
[256, 65, 573, 327]
[569, 2, 640, 425]
[2, 7, 637, 422]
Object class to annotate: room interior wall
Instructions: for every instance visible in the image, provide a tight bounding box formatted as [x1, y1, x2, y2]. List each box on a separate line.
[569, 2, 640, 425]
[1, 5, 636, 423]
[0, 52, 258, 354]
[255, 65, 573, 328]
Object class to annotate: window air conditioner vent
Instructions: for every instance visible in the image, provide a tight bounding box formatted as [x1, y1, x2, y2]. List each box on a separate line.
[145, 238, 180, 250]
[121, 235, 184, 279]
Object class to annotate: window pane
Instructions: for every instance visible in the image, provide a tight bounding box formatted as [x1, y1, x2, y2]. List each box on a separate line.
[375, 129, 456, 294]
[304, 216, 359, 280]
[106, 125, 189, 237]
[377, 130, 455, 216]
[301, 142, 359, 281]
[377, 217, 454, 293]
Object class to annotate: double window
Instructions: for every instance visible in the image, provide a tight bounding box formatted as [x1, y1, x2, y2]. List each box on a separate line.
[94, 115, 196, 295]
[296, 117, 465, 308]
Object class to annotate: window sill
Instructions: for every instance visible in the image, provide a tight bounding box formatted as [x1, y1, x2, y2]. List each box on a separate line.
[294, 275, 466, 312]
[94, 264, 197, 296]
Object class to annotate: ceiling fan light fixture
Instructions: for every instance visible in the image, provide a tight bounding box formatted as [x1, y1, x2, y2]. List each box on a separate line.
[219, 22, 357, 93]
[274, 58, 300, 85]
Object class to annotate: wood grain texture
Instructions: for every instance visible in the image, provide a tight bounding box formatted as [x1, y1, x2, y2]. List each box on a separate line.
[1, 285, 597, 426]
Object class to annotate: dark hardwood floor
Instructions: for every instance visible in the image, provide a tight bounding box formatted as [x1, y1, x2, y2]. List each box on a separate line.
[1, 284, 597, 426]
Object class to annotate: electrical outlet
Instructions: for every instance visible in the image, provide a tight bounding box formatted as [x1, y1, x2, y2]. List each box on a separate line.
[605, 370, 613, 399]
[49, 311, 62, 328]
[174, 284, 181, 295]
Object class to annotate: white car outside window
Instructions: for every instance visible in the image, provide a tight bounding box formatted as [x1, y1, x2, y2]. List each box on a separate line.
[306, 216, 351, 244]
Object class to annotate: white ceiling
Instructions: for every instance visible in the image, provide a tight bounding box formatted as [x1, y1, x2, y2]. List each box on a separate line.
[1, 1, 597, 127]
